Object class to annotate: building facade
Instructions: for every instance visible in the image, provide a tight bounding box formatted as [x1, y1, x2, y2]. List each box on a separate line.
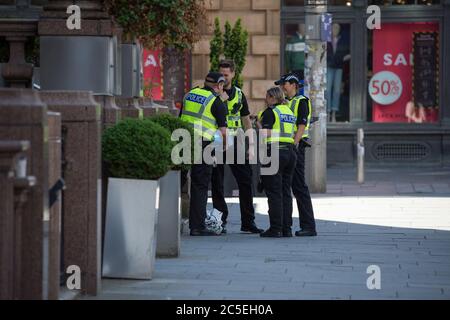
[193, 0, 450, 166]
[192, 0, 282, 115]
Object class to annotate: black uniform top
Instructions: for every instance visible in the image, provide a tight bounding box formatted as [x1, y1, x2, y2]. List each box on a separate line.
[224, 86, 250, 117]
[260, 106, 292, 148]
[180, 86, 228, 127]
[291, 95, 310, 126]
[260, 107, 276, 129]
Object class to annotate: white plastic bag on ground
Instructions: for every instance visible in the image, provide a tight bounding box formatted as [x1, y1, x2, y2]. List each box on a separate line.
[205, 208, 223, 235]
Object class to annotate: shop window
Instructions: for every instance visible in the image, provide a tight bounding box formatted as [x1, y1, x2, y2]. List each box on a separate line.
[326, 23, 351, 122]
[283, 0, 353, 6]
[370, 0, 440, 5]
[283, 22, 351, 123]
[284, 23, 307, 77]
[367, 22, 439, 123]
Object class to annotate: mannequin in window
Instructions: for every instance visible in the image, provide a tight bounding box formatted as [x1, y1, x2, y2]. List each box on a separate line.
[285, 24, 306, 79]
[326, 23, 350, 122]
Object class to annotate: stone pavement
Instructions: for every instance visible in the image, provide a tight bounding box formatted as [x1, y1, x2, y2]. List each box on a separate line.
[86, 166, 450, 300]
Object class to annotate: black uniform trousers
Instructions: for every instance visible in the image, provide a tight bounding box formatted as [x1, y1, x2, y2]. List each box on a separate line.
[261, 145, 297, 232]
[292, 141, 316, 231]
[211, 143, 255, 227]
[189, 142, 213, 230]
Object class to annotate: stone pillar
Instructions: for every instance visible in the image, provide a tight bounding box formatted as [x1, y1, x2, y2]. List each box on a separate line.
[46, 111, 62, 300]
[94, 95, 121, 130]
[39, 90, 101, 296]
[93, 95, 120, 266]
[115, 97, 143, 119]
[138, 97, 170, 117]
[0, 20, 36, 88]
[154, 99, 179, 116]
[13, 175, 36, 300]
[0, 140, 30, 300]
[0, 88, 49, 299]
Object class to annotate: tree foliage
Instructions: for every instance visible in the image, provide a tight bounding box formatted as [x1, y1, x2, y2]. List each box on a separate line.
[104, 0, 207, 50]
[209, 17, 223, 74]
[209, 18, 248, 88]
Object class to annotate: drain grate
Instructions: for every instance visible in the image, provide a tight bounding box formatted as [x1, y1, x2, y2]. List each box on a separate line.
[373, 142, 430, 161]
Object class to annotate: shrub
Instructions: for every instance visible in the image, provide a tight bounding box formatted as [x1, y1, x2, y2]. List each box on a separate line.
[148, 113, 194, 171]
[102, 118, 172, 180]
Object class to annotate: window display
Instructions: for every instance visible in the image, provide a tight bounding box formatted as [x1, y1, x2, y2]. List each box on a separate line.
[368, 22, 439, 123]
[283, 0, 352, 5]
[326, 23, 351, 122]
[285, 24, 306, 79]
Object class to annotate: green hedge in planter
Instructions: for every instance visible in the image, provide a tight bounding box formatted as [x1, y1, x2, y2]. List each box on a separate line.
[148, 113, 194, 171]
[102, 118, 172, 180]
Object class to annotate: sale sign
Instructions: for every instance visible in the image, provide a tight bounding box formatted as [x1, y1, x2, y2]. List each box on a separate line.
[142, 49, 162, 100]
[372, 22, 439, 123]
[369, 71, 402, 105]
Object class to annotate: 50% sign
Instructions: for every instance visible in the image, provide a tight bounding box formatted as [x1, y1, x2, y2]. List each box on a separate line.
[368, 71, 403, 105]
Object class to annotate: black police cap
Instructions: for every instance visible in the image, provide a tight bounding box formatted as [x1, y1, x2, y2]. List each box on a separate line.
[205, 72, 225, 84]
[275, 73, 301, 85]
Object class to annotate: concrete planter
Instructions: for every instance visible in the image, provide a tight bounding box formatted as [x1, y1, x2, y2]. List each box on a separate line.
[157, 170, 181, 257]
[102, 178, 159, 279]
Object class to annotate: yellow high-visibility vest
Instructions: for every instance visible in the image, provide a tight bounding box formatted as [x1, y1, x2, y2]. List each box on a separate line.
[264, 104, 296, 145]
[226, 87, 243, 134]
[289, 95, 312, 139]
[180, 87, 218, 141]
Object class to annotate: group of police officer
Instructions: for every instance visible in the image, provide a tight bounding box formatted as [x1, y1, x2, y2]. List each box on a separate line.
[180, 59, 317, 238]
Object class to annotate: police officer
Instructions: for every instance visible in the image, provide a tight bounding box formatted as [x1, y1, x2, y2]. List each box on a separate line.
[276, 73, 317, 237]
[211, 59, 263, 234]
[259, 87, 297, 238]
[180, 72, 228, 236]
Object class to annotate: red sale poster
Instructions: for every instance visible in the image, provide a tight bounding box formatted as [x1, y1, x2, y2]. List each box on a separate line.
[142, 49, 162, 99]
[372, 22, 439, 123]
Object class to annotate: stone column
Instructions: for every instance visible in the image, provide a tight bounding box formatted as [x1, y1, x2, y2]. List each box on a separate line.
[93, 95, 120, 266]
[94, 95, 121, 130]
[46, 111, 62, 300]
[39, 90, 101, 296]
[0, 20, 36, 88]
[115, 97, 143, 119]
[0, 88, 49, 300]
[138, 97, 170, 117]
[13, 175, 36, 300]
[0, 140, 30, 300]
[154, 99, 179, 116]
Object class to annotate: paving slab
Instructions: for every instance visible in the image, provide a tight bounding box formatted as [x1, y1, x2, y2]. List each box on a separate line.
[86, 167, 450, 300]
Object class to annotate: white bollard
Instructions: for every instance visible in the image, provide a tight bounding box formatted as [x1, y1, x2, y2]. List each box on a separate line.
[357, 128, 365, 184]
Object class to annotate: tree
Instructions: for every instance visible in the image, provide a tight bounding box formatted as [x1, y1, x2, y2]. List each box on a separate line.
[105, 0, 207, 103]
[209, 18, 248, 88]
[209, 18, 223, 73]
[105, 0, 206, 50]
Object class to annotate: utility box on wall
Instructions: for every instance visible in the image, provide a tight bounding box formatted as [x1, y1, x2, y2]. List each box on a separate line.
[120, 43, 142, 98]
[40, 36, 118, 94]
